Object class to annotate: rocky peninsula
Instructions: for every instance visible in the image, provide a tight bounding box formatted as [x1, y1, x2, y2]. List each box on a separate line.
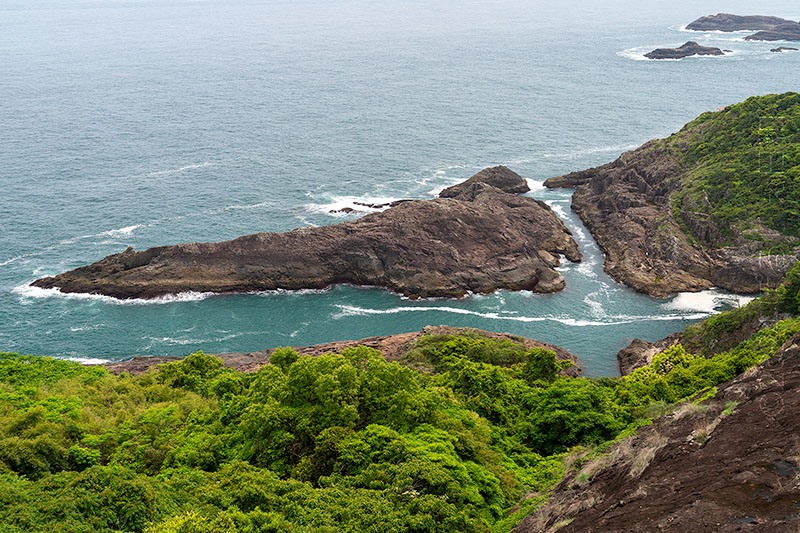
[32, 166, 581, 299]
[545, 93, 800, 298]
[644, 41, 724, 60]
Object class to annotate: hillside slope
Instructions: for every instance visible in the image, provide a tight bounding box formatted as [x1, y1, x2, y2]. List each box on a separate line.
[546, 93, 800, 297]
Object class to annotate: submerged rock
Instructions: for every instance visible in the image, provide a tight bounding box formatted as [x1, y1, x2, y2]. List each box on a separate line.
[644, 41, 724, 60]
[33, 167, 580, 299]
[771, 46, 799, 52]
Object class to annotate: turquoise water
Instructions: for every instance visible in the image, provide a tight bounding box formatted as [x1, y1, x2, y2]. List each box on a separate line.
[2, 0, 798, 376]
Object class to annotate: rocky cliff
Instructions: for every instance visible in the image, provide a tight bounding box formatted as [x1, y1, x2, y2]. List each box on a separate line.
[33, 167, 581, 299]
[515, 331, 800, 533]
[545, 93, 800, 297]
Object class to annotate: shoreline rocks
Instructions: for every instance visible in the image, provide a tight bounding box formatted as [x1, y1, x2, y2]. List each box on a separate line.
[545, 136, 798, 298]
[100, 325, 582, 377]
[33, 166, 581, 299]
[644, 41, 724, 60]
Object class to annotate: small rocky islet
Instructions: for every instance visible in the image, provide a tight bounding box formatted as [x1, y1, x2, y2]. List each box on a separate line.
[644, 41, 726, 60]
[643, 13, 800, 61]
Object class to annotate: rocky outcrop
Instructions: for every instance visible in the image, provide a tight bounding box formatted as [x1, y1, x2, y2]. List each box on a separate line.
[100, 325, 581, 377]
[515, 332, 800, 533]
[686, 13, 794, 32]
[33, 168, 580, 299]
[745, 23, 800, 41]
[439, 165, 530, 198]
[644, 41, 724, 60]
[771, 46, 799, 52]
[685, 13, 800, 42]
[544, 136, 798, 297]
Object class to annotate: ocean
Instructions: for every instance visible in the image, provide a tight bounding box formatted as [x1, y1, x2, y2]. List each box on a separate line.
[2, 0, 798, 375]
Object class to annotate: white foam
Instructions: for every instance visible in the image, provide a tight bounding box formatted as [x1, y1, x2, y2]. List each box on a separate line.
[61, 357, 110, 365]
[332, 304, 709, 326]
[662, 289, 756, 314]
[13, 283, 215, 305]
[256, 287, 332, 297]
[305, 195, 405, 217]
[225, 201, 273, 211]
[520, 143, 642, 161]
[69, 323, 104, 332]
[0, 255, 23, 267]
[145, 162, 214, 177]
[525, 178, 545, 190]
[60, 224, 143, 245]
[584, 292, 606, 318]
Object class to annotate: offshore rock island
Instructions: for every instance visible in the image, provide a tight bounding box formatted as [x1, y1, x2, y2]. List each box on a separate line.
[686, 13, 800, 42]
[644, 41, 725, 60]
[546, 92, 800, 297]
[32, 166, 581, 299]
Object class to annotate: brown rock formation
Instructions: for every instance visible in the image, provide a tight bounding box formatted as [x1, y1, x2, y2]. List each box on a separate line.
[100, 325, 581, 377]
[32, 168, 580, 299]
[439, 165, 530, 197]
[515, 332, 800, 533]
[545, 138, 798, 298]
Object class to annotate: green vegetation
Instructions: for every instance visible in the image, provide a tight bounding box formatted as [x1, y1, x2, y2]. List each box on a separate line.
[3, 276, 800, 531]
[667, 92, 800, 247]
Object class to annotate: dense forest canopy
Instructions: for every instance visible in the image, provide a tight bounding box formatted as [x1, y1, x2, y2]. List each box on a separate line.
[670, 92, 800, 245]
[3, 264, 800, 531]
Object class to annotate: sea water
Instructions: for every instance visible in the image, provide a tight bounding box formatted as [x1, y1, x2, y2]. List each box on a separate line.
[1, 0, 797, 375]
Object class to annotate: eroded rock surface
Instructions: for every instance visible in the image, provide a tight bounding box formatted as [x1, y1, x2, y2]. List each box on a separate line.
[545, 138, 798, 297]
[33, 167, 580, 299]
[516, 332, 800, 533]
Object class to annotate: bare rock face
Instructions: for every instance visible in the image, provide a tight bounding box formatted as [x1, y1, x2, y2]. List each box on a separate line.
[100, 325, 582, 377]
[544, 138, 798, 298]
[745, 22, 800, 41]
[516, 332, 800, 533]
[686, 13, 794, 32]
[439, 165, 530, 197]
[644, 41, 724, 60]
[33, 168, 581, 299]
